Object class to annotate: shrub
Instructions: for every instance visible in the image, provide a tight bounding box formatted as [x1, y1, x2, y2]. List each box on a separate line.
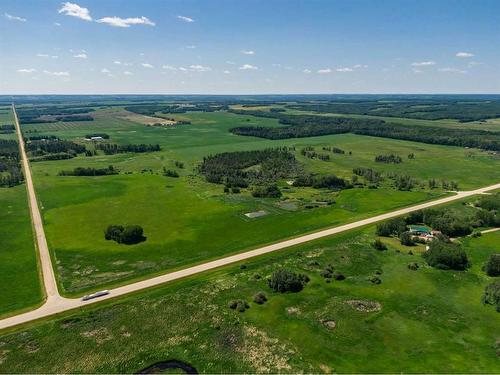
[164, 169, 179, 177]
[422, 238, 469, 270]
[229, 299, 249, 312]
[268, 269, 309, 293]
[252, 184, 282, 198]
[333, 272, 346, 280]
[369, 276, 382, 284]
[372, 238, 387, 251]
[482, 280, 500, 312]
[408, 262, 419, 270]
[484, 254, 500, 277]
[253, 292, 268, 304]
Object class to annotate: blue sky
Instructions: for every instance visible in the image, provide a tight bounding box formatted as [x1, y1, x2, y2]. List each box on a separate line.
[1, 0, 499, 94]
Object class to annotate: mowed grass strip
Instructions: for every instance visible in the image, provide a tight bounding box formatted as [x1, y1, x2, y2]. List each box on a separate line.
[0, 229, 498, 373]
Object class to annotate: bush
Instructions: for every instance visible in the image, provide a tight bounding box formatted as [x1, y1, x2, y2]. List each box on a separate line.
[369, 276, 382, 284]
[408, 262, 419, 270]
[482, 280, 500, 312]
[400, 231, 415, 246]
[422, 238, 469, 270]
[268, 269, 309, 293]
[484, 254, 500, 277]
[333, 272, 346, 280]
[164, 169, 179, 177]
[228, 299, 249, 312]
[252, 184, 282, 198]
[253, 292, 268, 304]
[104, 224, 146, 245]
[372, 238, 387, 251]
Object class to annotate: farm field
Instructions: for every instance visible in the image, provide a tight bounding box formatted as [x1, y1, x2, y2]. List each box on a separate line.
[18, 107, 500, 294]
[0, 226, 498, 373]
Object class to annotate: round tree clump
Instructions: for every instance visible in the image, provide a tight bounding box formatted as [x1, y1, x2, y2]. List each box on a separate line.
[104, 224, 146, 245]
[482, 280, 500, 312]
[268, 269, 309, 293]
[422, 238, 469, 270]
[484, 254, 500, 277]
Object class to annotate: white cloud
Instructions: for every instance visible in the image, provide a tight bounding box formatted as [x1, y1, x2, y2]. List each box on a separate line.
[239, 64, 258, 70]
[36, 53, 49, 58]
[353, 64, 368, 69]
[223, 70, 231, 74]
[411, 61, 436, 67]
[241, 50, 255, 55]
[101, 68, 110, 73]
[317, 68, 332, 74]
[336, 67, 353, 72]
[73, 53, 88, 59]
[113, 61, 122, 65]
[43, 70, 70, 77]
[412, 68, 423, 74]
[468, 61, 483, 67]
[141, 63, 154, 68]
[54, 22, 61, 26]
[17, 68, 36, 73]
[226, 61, 236, 65]
[189, 64, 211, 72]
[178, 67, 188, 72]
[456, 52, 474, 58]
[58, 2, 92, 21]
[5, 13, 27, 22]
[439, 67, 467, 74]
[303, 69, 311, 74]
[177, 15, 194, 23]
[123, 71, 133, 75]
[51, 55, 59, 59]
[162, 65, 177, 71]
[96, 16, 155, 28]
[185, 45, 196, 49]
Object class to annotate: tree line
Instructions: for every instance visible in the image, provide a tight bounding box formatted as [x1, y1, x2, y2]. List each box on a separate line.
[58, 165, 118, 176]
[228, 110, 499, 151]
[95, 143, 161, 155]
[0, 140, 23, 187]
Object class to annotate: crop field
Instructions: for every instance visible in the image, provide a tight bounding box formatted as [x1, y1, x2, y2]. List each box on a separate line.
[14, 106, 498, 295]
[0, 225, 498, 373]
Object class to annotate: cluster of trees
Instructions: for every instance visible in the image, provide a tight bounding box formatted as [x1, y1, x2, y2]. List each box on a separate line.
[27, 135, 59, 141]
[124, 102, 228, 116]
[0, 140, 23, 187]
[199, 148, 299, 188]
[293, 174, 351, 191]
[229, 110, 500, 151]
[353, 167, 382, 183]
[300, 147, 331, 161]
[322, 146, 346, 154]
[26, 139, 86, 161]
[58, 165, 118, 176]
[85, 133, 110, 139]
[484, 254, 500, 277]
[95, 143, 161, 154]
[285, 98, 500, 122]
[104, 224, 146, 245]
[163, 169, 179, 178]
[375, 154, 403, 164]
[17, 106, 95, 124]
[422, 237, 469, 270]
[427, 179, 459, 190]
[268, 269, 310, 293]
[0, 125, 14, 134]
[474, 193, 500, 227]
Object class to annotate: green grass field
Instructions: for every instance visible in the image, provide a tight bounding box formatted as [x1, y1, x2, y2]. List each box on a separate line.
[19, 108, 499, 294]
[0, 227, 498, 373]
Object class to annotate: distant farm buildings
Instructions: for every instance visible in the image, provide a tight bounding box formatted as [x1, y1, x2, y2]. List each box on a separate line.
[408, 225, 441, 242]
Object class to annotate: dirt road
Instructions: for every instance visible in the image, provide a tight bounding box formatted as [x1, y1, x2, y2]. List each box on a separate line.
[12, 104, 60, 301]
[3, 103, 499, 331]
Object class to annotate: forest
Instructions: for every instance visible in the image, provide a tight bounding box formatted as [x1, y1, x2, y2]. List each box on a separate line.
[200, 148, 299, 188]
[25, 139, 86, 160]
[0, 140, 23, 187]
[95, 143, 161, 154]
[285, 98, 500, 122]
[16, 106, 95, 124]
[229, 111, 500, 151]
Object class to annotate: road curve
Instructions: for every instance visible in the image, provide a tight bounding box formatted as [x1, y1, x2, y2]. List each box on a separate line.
[2, 103, 499, 331]
[12, 104, 60, 301]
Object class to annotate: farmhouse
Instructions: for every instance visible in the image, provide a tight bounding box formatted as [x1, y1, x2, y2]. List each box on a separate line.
[409, 225, 441, 242]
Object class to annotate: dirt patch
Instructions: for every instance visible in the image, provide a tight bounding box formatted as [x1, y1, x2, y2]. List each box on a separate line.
[238, 326, 294, 373]
[286, 307, 301, 315]
[345, 299, 382, 313]
[119, 111, 176, 126]
[81, 327, 113, 344]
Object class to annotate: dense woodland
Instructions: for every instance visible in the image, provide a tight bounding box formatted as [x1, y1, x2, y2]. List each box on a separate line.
[229, 110, 500, 151]
[286, 99, 500, 122]
[16, 106, 95, 124]
[124, 102, 228, 116]
[25, 138, 86, 161]
[199, 148, 300, 188]
[0, 140, 23, 187]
